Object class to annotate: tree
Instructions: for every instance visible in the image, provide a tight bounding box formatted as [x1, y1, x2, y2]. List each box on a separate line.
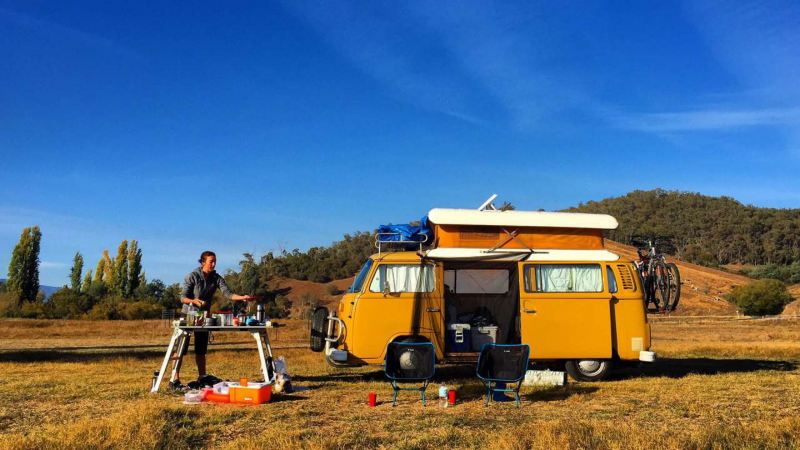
[82, 272, 92, 292]
[163, 283, 182, 309]
[238, 253, 259, 295]
[112, 240, 128, 297]
[94, 252, 109, 283]
[7, 226, 41, 303]
[69, 252, 84, 292]
[49, 288, 94, 318]
[726, 279, 794, 316]
[127, 240, 142, 297]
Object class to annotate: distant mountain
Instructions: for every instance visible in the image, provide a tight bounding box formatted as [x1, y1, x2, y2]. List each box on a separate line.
[0, 278, 60, 299]
[568, 189, 800, 267]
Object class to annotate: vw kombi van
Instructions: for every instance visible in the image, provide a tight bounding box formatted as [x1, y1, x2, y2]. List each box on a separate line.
[310, 207, 655, 381]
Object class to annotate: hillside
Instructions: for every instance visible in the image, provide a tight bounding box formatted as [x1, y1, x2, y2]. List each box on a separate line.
[271, 276, 353, 316]
[606, 240, 743, 315]
[569, 189, 800, 267]
[784, 285, 800, 316]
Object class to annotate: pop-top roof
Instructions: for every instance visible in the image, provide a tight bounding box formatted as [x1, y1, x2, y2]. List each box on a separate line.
[423, 248, 620, 262]
[427, 208, 618, 230]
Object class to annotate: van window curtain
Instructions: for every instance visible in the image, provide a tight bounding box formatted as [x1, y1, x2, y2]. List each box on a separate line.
[369, 264, 435, 293]
[535, 264, 602, 293]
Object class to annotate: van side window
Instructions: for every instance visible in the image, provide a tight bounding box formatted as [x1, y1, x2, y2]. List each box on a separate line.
[444, 269, 509, 294]
[606, 265, 618, 294]
[348, 259, 374, 293]
[369, 264, 435, 293]
[525, 264, 603, 293]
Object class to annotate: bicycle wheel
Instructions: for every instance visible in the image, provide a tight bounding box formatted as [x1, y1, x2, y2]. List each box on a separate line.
[666, 263, 681, 311]
[653, 261, 670, 311]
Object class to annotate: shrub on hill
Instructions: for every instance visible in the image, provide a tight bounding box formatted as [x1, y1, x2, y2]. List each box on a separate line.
[726, 279, 793, 316]
[741, 263, 800, 284]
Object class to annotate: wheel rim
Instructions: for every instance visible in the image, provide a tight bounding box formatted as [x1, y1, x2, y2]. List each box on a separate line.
[577, 360, 603, 375]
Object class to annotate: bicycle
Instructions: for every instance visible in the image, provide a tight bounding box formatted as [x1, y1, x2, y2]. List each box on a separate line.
[631, 237, 681, 312]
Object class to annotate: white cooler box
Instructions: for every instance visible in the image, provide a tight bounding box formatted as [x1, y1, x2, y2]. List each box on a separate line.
[471, 325, 498, 351]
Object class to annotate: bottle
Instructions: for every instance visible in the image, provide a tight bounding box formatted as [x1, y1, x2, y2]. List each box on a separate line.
[151, 371, 159, 390]
[257, 304, 264, 323]
[438, 385, 447, 408]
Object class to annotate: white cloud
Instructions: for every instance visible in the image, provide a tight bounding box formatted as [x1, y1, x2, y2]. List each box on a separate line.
[612, 107, 800, 132]
[40, 261, 67, 269]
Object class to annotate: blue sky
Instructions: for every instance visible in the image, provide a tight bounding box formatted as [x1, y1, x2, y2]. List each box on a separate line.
[1, 1, 799, 286]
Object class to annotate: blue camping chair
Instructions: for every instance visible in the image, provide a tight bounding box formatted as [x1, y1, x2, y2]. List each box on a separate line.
[384, 341, 436, 406]
[476, 343, 530, 407]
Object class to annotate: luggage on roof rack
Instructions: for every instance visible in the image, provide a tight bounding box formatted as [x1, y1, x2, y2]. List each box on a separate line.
[376, 217, 433, 252]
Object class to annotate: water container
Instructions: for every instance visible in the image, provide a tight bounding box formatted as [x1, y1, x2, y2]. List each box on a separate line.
[438, 385, 448, 408]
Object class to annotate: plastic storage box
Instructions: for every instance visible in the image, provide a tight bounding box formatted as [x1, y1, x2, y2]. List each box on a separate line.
[471, 325, 498, 351]
[229, 381, 272, 404]
[446, 324, 472, 352]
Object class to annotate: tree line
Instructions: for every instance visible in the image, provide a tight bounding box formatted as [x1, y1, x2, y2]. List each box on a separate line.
[6, 189, 796, 320]
[567, 189, 800, 267]
[0, 227, 184, 319]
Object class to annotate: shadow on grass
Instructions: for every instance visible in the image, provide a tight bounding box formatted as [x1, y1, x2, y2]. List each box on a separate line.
[613, 357, 797, 380]
[0, 346, 273, 363]
[268, 394, 307, 403]
[0, 349, 168, 363]
[456, 383, 598, 403]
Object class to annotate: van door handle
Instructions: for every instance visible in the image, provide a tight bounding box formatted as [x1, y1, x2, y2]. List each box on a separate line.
[524, 309, 536, 314]
[426, 308, 441, 312]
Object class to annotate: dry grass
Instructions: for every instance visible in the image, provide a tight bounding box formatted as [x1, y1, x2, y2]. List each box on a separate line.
[2, 318, 800, 449]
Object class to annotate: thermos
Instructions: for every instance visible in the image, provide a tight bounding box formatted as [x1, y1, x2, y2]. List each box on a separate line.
[257, 304, 264, 323]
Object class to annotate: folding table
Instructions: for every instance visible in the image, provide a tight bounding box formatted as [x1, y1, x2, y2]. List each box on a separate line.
[150, 322, 277, 393]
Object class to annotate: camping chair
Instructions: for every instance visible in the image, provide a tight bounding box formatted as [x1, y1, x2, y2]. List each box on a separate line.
[476, 343, 530, 407]
[384, 341, 436, 406]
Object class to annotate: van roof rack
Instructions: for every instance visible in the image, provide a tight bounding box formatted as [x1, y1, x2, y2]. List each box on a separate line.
[375, 232, 429, 255]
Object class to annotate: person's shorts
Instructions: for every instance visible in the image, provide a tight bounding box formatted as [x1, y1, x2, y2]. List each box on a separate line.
[180, 331, 209, 356]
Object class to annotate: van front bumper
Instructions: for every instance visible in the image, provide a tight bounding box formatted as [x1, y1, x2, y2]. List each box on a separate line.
[639, 350, 656, 362]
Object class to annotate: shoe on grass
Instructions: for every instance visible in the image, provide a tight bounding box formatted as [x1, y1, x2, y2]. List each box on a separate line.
[168, 380, 186, 392]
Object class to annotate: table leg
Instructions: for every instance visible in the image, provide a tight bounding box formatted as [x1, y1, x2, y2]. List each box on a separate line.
[152, 327, 184, 393]
[170, 331, 190, 383]
[252, 332, 275, 382]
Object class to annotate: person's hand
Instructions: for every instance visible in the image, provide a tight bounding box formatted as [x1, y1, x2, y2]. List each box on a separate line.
[243, 295, 257, 302]
[193, 299, 205, 307]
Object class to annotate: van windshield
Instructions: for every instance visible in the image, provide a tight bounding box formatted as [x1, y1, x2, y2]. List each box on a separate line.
[348, 259, 374, 293]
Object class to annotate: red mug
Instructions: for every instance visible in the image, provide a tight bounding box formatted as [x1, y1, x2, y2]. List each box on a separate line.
[448, 389, 456, 406]
[368, 392, 377, 407]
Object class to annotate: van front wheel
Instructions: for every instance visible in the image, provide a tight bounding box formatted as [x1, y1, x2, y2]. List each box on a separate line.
[565, 359, 611, 381]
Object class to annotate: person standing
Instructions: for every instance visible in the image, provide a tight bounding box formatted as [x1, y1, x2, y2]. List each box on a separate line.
[170, 250, 256, 390]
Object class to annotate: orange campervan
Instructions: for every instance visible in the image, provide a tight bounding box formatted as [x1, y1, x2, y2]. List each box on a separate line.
[310, 204, 655, 382]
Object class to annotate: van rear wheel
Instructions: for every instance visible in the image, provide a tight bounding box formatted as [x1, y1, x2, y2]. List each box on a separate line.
[565, 359, 611, 381]
[309, 307, 328, 352]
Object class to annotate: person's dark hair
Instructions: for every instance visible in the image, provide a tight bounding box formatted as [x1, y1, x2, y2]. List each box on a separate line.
[199, 250, 216, 264]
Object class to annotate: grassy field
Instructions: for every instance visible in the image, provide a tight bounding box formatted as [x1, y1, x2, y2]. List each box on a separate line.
[1, 317, 799, 449]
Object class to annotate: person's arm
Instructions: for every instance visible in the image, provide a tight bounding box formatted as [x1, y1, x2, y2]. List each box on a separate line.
[217, 275, 256, 302]
[180, 273, 205, 308]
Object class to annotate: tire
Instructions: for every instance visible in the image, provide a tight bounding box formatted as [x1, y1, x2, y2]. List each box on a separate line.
[653, 261, 671, 311]
[309, 307, 329, 352]
[565, 359, 612, 382]
[667, 263, 681, 311]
